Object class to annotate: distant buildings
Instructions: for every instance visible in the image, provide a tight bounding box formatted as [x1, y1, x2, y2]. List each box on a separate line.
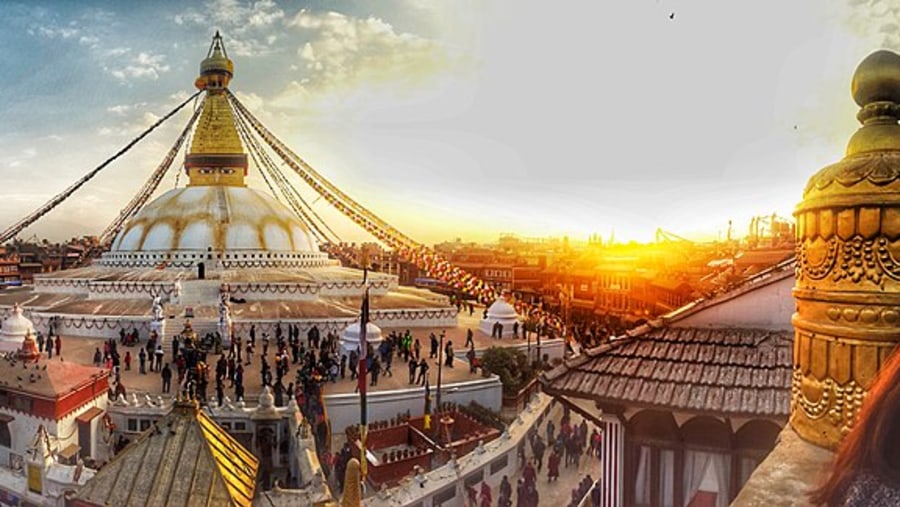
[0, 238, 100, 286]
[328, 230, 794, 337]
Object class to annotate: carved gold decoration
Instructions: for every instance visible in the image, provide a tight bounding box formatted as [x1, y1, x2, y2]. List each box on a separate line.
[791, 368, 866, 440]
[792, 50, 900, 449]
[341, 458, 361, 507]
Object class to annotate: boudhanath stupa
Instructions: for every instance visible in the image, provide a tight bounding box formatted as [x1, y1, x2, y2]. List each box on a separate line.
[0, 33, 456, 343]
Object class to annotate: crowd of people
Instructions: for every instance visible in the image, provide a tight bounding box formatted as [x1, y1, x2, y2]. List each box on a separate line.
[502, 404, 603, 507]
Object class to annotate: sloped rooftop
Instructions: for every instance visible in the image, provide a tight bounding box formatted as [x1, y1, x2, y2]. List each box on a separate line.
[542, 326, 793, 417]
[74, 400, 258, 507]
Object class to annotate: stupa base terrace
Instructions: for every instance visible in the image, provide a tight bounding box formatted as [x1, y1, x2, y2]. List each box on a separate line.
[0, 263, 457, 339]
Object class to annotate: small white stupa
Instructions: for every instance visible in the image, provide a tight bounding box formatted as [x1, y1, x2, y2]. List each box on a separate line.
[479, 294, 520, 339]
[340, 321, 384, 357]
[0, 303, 36, 353]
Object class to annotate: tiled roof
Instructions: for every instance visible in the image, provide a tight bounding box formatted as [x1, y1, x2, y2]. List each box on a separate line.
[543, 327, 792, 417]
[75, 401, 258, 507]
[0, 357, 107, 400]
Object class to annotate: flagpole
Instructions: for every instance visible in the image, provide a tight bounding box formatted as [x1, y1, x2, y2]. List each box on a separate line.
[435, 332, 443, 441]
[358, 267, 369, 488]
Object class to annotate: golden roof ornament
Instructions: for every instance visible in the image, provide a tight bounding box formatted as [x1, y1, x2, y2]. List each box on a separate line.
[793, 49, 900, 449]
[340, 458, 362, 507]
[195, 30, 233, 91]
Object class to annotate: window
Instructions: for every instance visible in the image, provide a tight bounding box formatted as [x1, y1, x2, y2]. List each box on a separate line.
[0, 420, 11, 447]
[234, 422, 246, 431]
[139, 420, 151, 431]
[127, 419, 137, 432]
[434, 485, 456, 506]
[490, 454, 508, 475]
[464, 470, 484, 489]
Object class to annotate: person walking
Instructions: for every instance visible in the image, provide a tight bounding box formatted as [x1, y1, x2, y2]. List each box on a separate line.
[465, 328, 474, 348]
[444, 341, 454, 368]
[138, 347, 146, 374]
[161, 363, 172, 393]
[155, 344, 164, 372]
[370, 357, 381, 387]
[548, 449, 561, 482]
[429, 333, 438, 359]
[479, 482, 491, 507]
[499, 475, 512, 507]
[216, 378, 224, 407]
[408, 358, 418, 384]
[466, 346, 477, 374]
[383, 350, 393, 377]
[533, 435, 546, 473]
[349, 349, 358, 380]
[417, 358, 429, 385]
[54, 335, 61, 357]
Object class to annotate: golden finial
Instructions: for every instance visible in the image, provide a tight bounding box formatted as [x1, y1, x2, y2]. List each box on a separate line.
[846, 50, 900, 155]
[340, 458, 361, 507]
[195, 31, 234, 91]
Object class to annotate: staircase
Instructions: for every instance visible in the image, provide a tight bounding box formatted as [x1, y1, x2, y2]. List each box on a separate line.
[157, 279, 224, 347]
[177, 279, 223, 305]
[161, 318, 219, 345]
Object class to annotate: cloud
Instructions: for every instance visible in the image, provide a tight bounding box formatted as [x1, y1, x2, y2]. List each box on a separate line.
[842, 0, 900, 51]
[106, 51, 171, 81]
[79, 35, 99, 48]
[173, 0, 284, 56]
[107, 102, 148, 116]
[33, 24, 80, 39]
[280, 9, 462, 100]
[3, 147, 37, 169]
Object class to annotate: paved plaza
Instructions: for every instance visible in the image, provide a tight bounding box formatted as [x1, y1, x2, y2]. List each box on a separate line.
[47, 303, 544, 402]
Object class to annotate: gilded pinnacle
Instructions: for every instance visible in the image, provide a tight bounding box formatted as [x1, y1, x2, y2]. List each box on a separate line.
[847, 49, 900, 155]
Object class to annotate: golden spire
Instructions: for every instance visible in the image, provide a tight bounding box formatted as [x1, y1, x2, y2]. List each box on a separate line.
[185, 32, 247, 187]
[340, 458, 361, 507]
[792, 49, 900, 449]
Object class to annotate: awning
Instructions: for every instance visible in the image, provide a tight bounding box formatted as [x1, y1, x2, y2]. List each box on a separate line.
[76, 407, 104, 424]
[59, 443, 81, 460]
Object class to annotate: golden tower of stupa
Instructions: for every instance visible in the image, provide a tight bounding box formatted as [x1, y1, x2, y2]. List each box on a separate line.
[793, 50, 900, 449]
[186, 30, 247, 188]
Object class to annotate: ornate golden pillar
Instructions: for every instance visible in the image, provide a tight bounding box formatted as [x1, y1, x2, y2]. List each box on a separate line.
[793, 50, 900, 448]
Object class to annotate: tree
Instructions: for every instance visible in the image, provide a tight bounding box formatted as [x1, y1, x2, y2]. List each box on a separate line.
[480, 346, 535, 396]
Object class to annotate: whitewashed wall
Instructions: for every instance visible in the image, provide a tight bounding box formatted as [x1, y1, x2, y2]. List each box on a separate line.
[325, 376, 502, 435]
[668, 274, 795, 331]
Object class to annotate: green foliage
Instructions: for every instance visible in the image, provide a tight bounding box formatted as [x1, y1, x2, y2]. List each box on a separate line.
[480, 346, 535, 396]
[463, 400, 505, 431]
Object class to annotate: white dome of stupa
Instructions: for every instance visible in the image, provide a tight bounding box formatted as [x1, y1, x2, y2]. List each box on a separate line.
[486, 297, 518, 320]
[111, 186, 318, 253]
[340, 321, 383, 357]
[0, 304, 36, 353]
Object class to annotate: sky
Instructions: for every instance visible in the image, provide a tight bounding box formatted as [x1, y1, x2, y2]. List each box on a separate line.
[0, 0, 897, 245]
